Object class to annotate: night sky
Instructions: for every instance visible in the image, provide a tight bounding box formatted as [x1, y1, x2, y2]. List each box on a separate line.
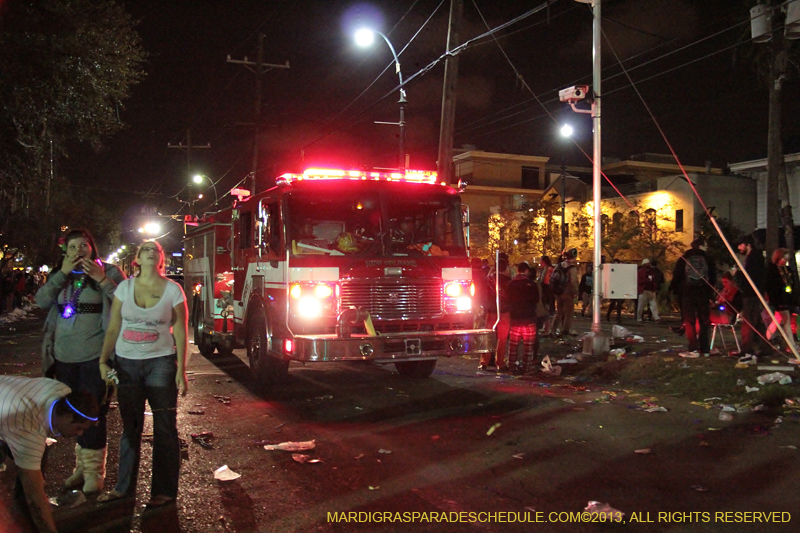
[61, 0, 800, 205]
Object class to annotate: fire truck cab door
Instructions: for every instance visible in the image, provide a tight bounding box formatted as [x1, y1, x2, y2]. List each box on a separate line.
[233, 198, 280, 303]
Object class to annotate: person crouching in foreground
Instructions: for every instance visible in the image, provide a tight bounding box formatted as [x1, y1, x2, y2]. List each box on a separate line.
[0, 376, 98, 533]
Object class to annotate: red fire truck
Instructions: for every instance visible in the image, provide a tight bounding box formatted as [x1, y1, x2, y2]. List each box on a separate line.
[184, 168, 494, 389]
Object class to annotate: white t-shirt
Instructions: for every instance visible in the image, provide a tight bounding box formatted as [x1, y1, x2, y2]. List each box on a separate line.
[114, 278, 186, 360]
[0, 376, 70, 471]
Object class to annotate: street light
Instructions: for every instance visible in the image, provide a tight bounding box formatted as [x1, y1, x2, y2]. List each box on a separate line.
[355, 28, 407, 170]
[559, 124, 573, 251]
[192, 174, 218, 208]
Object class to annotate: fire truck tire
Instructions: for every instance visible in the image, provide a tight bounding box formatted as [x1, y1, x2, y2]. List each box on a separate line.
[394, 359, 437, 378]
[193, 304, 216, 357]
[247, 308, 288, 387]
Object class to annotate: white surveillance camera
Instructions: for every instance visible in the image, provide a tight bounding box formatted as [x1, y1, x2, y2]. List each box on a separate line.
[559, 85, 590, 103]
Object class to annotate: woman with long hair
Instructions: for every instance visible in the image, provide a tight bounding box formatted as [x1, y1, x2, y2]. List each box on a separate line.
[35, 229, 126, 493]
[97, 240, 188, 508]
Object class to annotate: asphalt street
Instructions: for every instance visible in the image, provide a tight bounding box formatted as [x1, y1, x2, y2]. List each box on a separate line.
[1, 309, 798, 533]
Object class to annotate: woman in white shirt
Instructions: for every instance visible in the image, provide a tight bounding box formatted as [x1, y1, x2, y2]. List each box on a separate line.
[97, 240, 188, 508]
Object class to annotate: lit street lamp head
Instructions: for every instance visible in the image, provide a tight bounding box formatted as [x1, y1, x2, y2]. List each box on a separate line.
[192, 174, 203, 184]
[354, 28, 375, 48]
[560, 124, 574, 138]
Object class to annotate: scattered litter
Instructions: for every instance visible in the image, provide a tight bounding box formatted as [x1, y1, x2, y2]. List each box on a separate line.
[191, 431, 214, 449]
[187, 409, 205, 415]
[630, 335, 644, 342]
[645, 406, 668, 412]
[541, 356, 562, 376]
[736, 379, 746, 386]
[757, 372, 792, 385]
[584, 501, 624, 520]
[757, 365, 795, 372]
[213, 395, 231, 405]
[562, 398, 576, 403]
[703, 397, 722, 402]
[691, 485, 709, 492]
[55, 490, 87, 508]
[774, 417, 783, 426]
[313, 395, 334, 400]
[609, 348, 627, 360]
[718, 411, 733, 422]
[556, 354, 579, 364]
[612, 325, 631, 338]
[738, 354, 757, 365]
[720, 405, 735, 412]
[486, 423, 502, 436]
[634, 448, 651, 454]
[746, 386, 760, 393]
[354, 453, 364, 460]
[263, 440, 316, 451]
[368, 486, 380, 490]
[292, 454, 322, 464]
[378, 449, 392, 454]
[512, 453, 525, 459]
[779, 445, 797, 450]
[213, 465, 241, 481]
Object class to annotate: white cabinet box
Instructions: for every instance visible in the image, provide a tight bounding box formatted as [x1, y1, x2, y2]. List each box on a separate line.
[601, 263, 637, 299]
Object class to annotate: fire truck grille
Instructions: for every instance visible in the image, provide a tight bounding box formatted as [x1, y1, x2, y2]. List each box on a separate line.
[340, 279, 443, 319]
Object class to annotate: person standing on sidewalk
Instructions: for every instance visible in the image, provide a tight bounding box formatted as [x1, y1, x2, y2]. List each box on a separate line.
[0, 376, 98, 533]
[551, 248, 579, 337]
[34, 229, 125, 494]
[480, 256, 511, 371]
[579, 263, 593, 317]
[672, 238, 716, 357]
[764, 248, 797, 352]
[636, 259, 661, 322]
[505, 263, 540, 374]
[537, 256, 555, 335]
[734, 235, 767, 360]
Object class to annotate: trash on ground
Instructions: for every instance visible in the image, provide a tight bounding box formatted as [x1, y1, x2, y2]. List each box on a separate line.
[774, 417, 783, 426]
[214, 395, 231, 405]
[378, 449, 392, 454]
[292, 454, 321, 464]
[612, 325, 631, 338]
[541, 355, 562, 376]
[634, 448, 651, 454]
[191, 431, 214, 449]
[757, 372, 792, 385]
[609, 348, 626, 360]
[718, 411, 733, 422]
[584, 501, 624, 520]
[354, 453, 364, 460]
[746, 386, 760, 393]
[556, 354, 579, 364]
[263, 440, 316, 451]
[691, 485, 709, 492]
[213, 465, 241, 481]
[486, 423, 502, 436]
[779, 445, 797, 449]
[187, 409, 205, 415]
[757, 365, 795, 372]
[512, 453, 525, 459]
[368, 486, 380, 490]
[49, 490, 87, 508]
[629, 335, 644, 342]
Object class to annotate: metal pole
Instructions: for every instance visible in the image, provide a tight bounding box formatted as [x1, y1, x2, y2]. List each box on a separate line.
[561, 160, 566, 251]
[377, 32, 406, 171]
[591, 0, 603, 335]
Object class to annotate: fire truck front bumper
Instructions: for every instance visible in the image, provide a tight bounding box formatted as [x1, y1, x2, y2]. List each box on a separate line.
[289, 329, 495, 363]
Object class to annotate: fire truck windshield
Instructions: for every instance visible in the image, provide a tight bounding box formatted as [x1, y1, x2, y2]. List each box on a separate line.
[287, 182, 466, 257]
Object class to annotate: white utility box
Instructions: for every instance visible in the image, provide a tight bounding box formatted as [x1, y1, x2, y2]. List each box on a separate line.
[601, 263, 637, 299]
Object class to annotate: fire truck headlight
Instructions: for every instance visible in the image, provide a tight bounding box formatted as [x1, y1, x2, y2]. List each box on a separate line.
[444, 282, 463, 297]
[314, 284, 334, 298]
[455, 296, 472, 311]
[290, 283, 303, 299]
[297, 296, 323, 318]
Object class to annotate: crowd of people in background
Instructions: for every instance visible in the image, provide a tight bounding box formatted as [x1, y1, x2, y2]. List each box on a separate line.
[0, 267, 45, 316]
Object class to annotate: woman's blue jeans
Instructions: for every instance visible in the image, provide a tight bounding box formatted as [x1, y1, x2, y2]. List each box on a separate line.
[113, 355, 180, 499]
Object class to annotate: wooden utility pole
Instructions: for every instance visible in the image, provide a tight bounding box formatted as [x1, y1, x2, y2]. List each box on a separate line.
[227, 34, 289, 195]
[436, 0, 463, 185]
[168, 128, 210, 216]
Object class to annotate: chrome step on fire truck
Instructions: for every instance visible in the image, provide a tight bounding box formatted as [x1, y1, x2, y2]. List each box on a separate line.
[184, 168, 494, 389]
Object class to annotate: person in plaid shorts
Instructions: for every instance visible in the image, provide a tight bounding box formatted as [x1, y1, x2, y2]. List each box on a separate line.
[506, 262, 540, 375]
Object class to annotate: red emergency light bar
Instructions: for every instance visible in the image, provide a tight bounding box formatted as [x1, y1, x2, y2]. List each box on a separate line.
[276, 168, 441, 185]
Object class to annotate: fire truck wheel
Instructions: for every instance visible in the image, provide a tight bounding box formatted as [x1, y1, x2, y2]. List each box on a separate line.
[194, 305, 216, 357]
[394, 359, 437, 378]
[247, 308, 288, 387]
